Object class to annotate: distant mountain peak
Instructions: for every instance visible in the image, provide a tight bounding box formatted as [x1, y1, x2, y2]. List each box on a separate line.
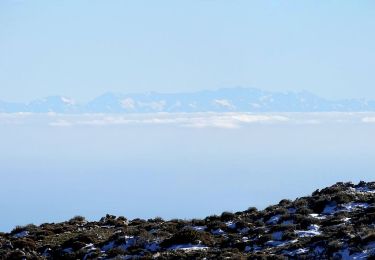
[1, 88, 375, 113]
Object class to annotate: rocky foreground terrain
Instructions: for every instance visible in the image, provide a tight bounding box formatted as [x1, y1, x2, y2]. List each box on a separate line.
[1, 182, 375, 259]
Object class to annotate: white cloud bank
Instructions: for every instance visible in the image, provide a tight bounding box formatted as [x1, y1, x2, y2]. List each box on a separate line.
[1, 112, 375, 129]
[45, 113, 290, 129]
[362, 117, 375, 123]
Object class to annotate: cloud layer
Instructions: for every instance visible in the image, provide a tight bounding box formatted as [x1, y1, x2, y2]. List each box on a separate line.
[1, 112, 375, 129]
[46, 113, 289, 129]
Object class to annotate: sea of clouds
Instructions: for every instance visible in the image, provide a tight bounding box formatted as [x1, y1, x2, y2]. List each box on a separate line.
[1, 111, 375, 232]
[1, 112, 375, 129]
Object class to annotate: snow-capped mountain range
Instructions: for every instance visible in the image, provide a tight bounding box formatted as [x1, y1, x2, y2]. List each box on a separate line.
[1, 87, 375, 113]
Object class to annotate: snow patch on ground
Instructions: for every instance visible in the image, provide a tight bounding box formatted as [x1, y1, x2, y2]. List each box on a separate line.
[334, 247, 375, 260]
[342, 202, 369, 211]
[295, 225, 321, 237]
[191, 226, 206, 231]
[322, 202, 368, 215]
[266, 214, 281, 225]
[12, 230, 29, 238]
[310, 213, 327, 220]
[355, 186, 375, 193]
[83, 244, 97, 260]
[242, 237, 249, 242]
[211, 229, 225, 235]
[285, 248, 309, 257]
[265, 239, 297, 248]
[225, 221, 236, 229]
[168, 244, 209, 251]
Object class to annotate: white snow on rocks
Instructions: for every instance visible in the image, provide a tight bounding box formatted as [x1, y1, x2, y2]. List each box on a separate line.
[266, 214, 281, 225]
[211, 229, 225, 235]
[285, 248, 309, 257]
[191, 226, 206, 231]
[322, 202, 369, 215]
[335, 243, 375, 260]
[295, 224, 321, 238]
[352, 186, 375, 194]
[12, 230, 29, 238]
[101, 236, 136, 252]
[342, 202, 369, 211]
[168, 244, 209, 251]
[82, 244, 97, 260]
[225, 221, 236, 229]
[265, 239, 297, 248]
[309, 213, 327, 220]
[242, 237, 249, 242]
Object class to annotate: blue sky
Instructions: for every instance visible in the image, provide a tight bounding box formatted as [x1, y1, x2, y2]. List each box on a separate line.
[1, 0, 375, 102]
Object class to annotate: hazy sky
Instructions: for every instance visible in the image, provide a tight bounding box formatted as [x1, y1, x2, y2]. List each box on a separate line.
[1, 0, 375, 102]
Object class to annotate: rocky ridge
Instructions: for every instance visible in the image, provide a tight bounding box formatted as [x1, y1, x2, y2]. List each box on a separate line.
[1, 181, 375, 259]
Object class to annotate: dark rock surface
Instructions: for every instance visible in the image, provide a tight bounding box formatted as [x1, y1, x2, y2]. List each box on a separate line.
[1, 181, 375, 259]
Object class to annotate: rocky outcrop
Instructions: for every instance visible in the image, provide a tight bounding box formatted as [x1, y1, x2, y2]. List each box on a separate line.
[1, 181, 375, 259]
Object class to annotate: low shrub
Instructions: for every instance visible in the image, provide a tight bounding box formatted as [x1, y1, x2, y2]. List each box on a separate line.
[332, 193, 356, 204]
[68, 215, 86, 224]
[206, 220, 226, 231]
[220, 212, 235, 222]
[160, 229, 213, 248]
[296, 207, 313, 215]
[191, 218, 205, 226]
[279, 199, 293, 207]
[294, 198, 309, 209]
[5, 250, 26, 260]
[10, 226, 26, 235]
[62, 233, 96, 250]
[12, 238, 36, 250]
[106, 247, 126, 258]
[245, 207, 258, 213]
